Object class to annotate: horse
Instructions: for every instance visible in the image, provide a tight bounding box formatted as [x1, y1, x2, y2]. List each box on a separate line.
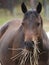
[0, 2, 49, 65]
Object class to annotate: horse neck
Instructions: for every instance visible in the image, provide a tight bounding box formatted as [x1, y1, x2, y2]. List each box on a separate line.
[41, 29, 49, 51]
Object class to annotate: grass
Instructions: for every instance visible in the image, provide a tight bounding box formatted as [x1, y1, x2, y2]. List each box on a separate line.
[0, 16, 13, 25]
[0, 6, 49, 32]
[0, 5, 23, 25]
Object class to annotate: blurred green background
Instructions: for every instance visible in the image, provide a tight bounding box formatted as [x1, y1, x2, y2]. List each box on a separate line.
[0, 0, 49, 32]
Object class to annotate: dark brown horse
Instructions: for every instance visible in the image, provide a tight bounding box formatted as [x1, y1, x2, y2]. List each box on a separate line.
[0, 2, 49, 65]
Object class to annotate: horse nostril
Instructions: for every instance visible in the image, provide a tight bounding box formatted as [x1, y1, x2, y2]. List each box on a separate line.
[31, 41, 34, 45]
[24, 41, 34, 51]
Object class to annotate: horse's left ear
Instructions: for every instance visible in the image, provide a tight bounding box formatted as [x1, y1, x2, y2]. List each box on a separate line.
[36, 2, 42, 14]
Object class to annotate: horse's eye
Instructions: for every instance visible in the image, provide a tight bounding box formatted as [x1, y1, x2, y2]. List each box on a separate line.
[22, 22, 24, 26]
[36, 23, 40, 27]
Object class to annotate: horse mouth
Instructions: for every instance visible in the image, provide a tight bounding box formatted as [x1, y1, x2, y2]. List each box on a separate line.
[8, 40, 41, 65]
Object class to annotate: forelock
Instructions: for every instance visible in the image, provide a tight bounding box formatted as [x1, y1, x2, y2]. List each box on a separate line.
[23, 10, 39, 20]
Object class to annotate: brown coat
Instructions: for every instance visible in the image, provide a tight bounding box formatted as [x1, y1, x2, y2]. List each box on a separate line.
[0, 19, 49, 65]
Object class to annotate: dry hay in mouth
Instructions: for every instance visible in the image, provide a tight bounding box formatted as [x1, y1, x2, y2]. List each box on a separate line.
[8, 41, 40, 65]
[33, 40, 40, 65]
[9, 48, 29, 65]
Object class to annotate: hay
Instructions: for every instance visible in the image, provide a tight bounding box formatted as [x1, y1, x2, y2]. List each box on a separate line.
[33, 41, 40, 65]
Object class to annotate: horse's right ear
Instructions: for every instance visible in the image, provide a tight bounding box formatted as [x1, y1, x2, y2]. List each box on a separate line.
[21, 2, 27, 14]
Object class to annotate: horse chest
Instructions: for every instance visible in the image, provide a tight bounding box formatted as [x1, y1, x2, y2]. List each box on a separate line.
[38, 51, 48, 65]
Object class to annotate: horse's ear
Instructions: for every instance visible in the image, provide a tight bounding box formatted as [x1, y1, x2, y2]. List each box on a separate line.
[21, 2, 27, 14]
[36, 2, 42, 14]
